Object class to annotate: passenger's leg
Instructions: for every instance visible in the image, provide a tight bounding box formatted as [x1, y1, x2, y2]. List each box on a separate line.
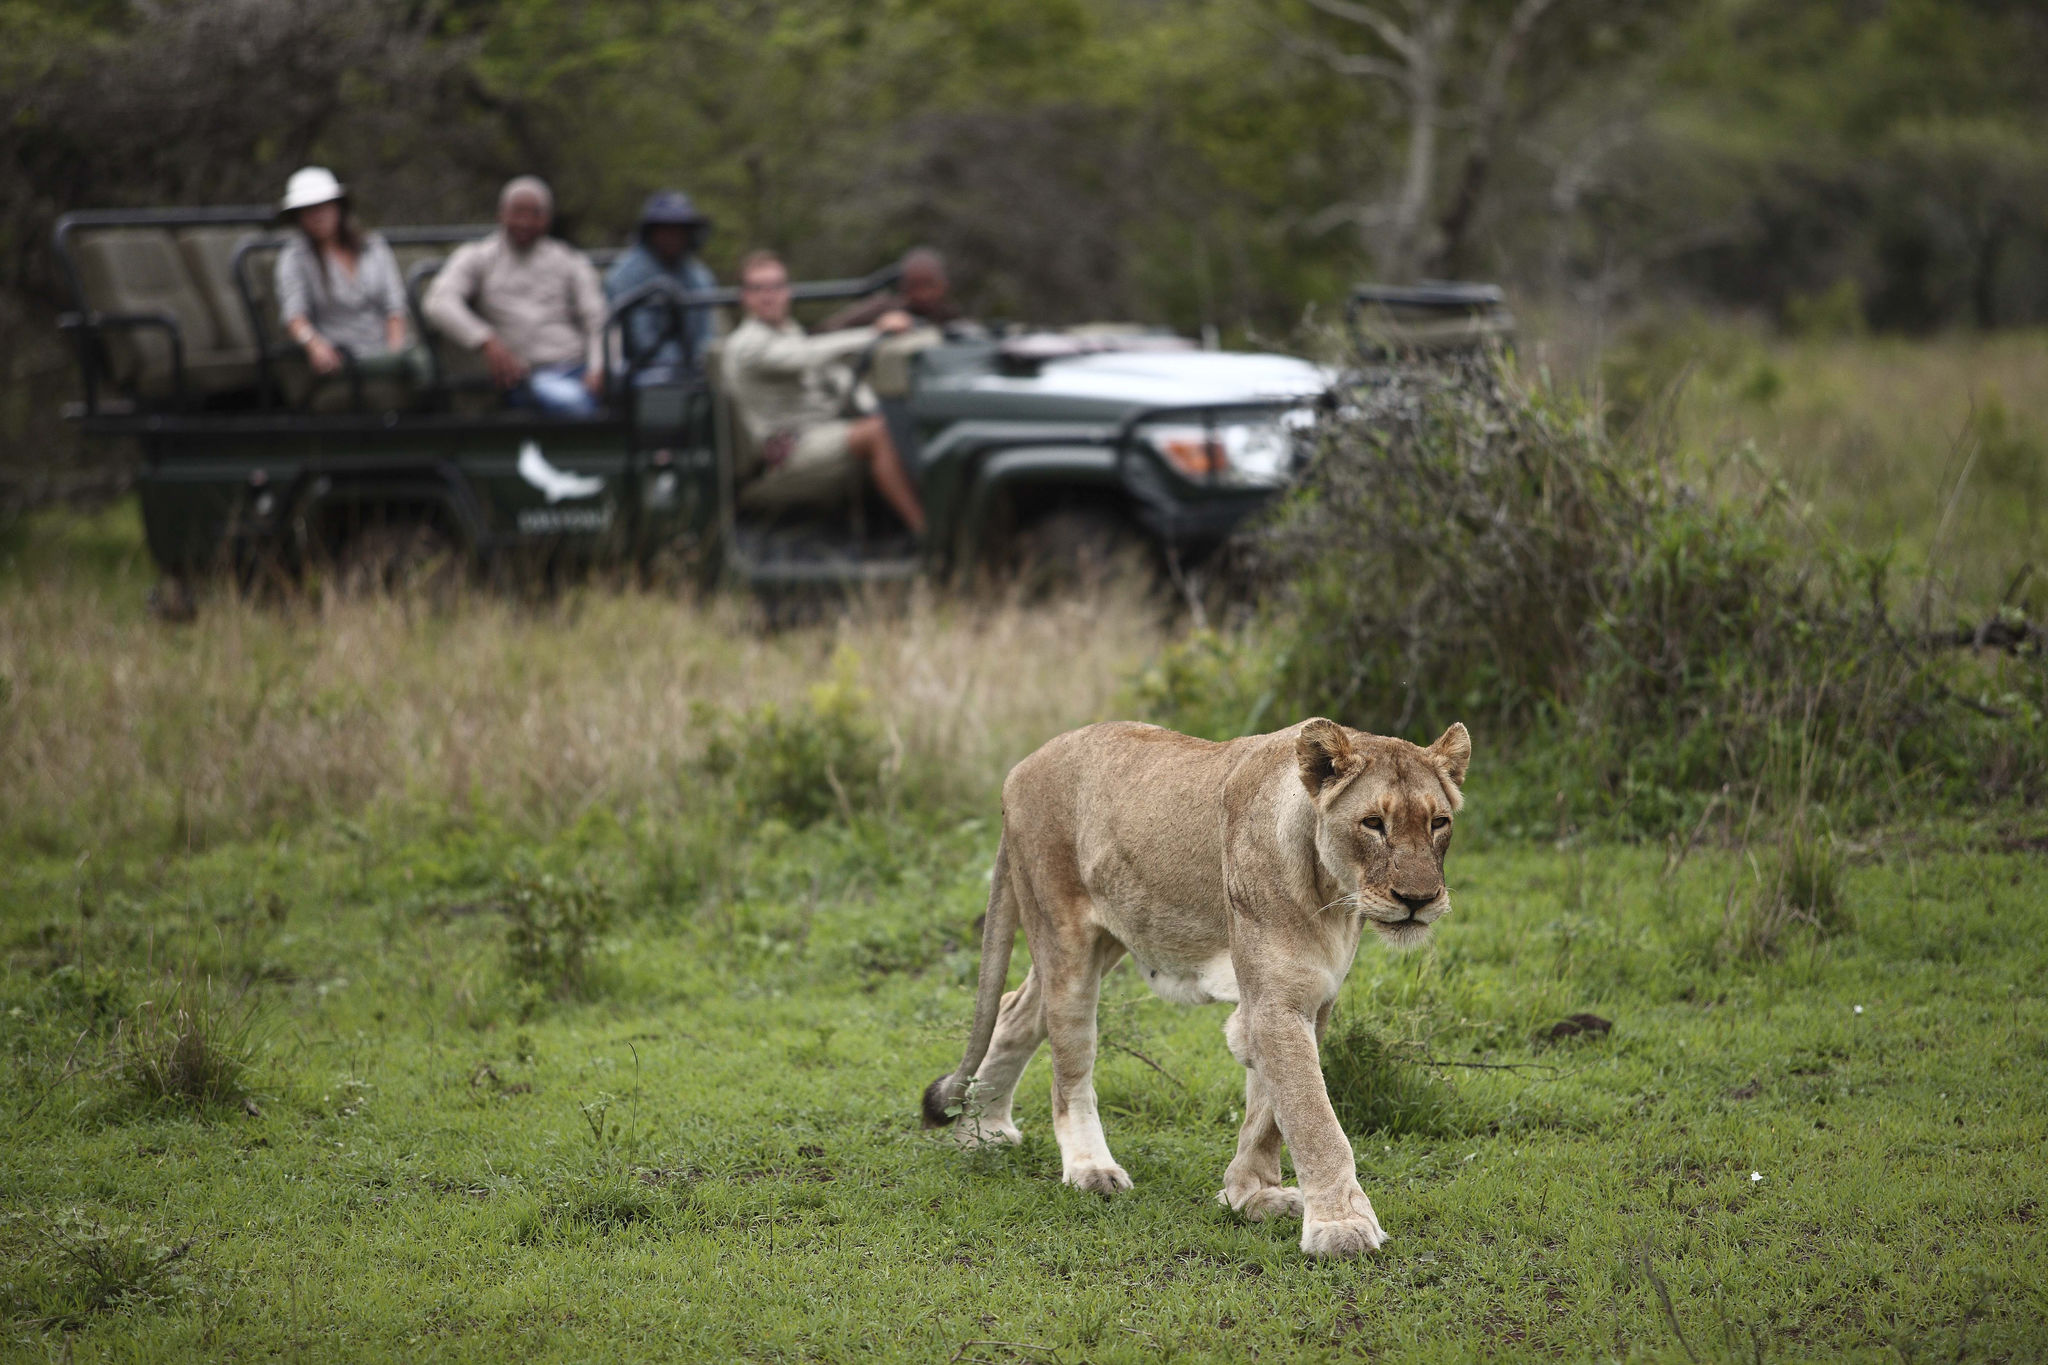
[523, 365, 599, 418]
[847, 415, 925, 536]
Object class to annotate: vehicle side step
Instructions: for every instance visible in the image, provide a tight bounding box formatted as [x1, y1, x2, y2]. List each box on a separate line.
[736, 555, 922, 587]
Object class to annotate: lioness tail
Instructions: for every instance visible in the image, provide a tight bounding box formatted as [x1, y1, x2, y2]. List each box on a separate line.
[922, 829, 1017, 1128]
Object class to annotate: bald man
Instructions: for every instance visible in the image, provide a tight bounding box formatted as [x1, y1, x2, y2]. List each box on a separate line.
[423, 176, 608, 417]
[820, 248, 961, 332]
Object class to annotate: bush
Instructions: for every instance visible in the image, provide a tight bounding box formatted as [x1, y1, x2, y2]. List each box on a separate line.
[1159, 351, 2048, 835]
[1318, 1014, 1466, 1139]
[107, 974, 260, 1112]
[501, 871, 616, 1003]
[0, 1210, 199, 1331]
[697, 647, 888, 825]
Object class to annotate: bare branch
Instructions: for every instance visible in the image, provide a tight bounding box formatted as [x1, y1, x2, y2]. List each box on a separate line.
[1320, 48, 1411, 84]
[1299, 0, 1419, 63]
[1264, 14, 1410, 85]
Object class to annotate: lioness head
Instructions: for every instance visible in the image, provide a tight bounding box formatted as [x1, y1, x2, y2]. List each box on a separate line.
[1296, 718, 1471, 949]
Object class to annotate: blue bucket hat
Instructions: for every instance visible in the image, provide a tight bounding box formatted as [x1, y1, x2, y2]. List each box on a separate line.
[639, 190, 711, 237]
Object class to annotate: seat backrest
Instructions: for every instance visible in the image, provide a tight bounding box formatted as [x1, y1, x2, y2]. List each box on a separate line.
[71, 229, 220, 394]
[230, 238, 287, 350]
[703, 337, 763, 487]
[388, 241, 447, 288]
[174, 227, 263, 355]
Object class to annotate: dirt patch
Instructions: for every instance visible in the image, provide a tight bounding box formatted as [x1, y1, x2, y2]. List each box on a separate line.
[1544, 1013, 1613, 1041]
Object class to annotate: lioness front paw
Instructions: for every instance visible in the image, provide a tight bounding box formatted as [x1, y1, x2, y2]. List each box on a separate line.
[1217, 1184, 1304, 1222]
[1063, 1163, 1133, 1196]
[1300, 1193, 1389, 1257]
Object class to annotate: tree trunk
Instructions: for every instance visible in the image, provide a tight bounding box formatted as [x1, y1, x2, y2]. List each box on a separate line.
[1376, 2, 1459, 281]
[1430, 0, 1560, 279]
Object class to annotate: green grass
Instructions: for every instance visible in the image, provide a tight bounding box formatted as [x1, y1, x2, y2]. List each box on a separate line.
[3, 478, 2043, 1360]
[1615, 320, 2048, 616]
[4, 808, 2043, 1361]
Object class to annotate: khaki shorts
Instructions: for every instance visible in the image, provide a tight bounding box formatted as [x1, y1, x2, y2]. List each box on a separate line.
[739, 420, 858, 510]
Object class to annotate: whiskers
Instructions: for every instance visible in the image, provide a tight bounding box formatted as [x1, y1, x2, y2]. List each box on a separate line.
[1315, 890, 1368, 917]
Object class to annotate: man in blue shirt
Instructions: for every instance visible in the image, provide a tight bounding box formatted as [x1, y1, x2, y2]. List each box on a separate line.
[604, 190, 717, 381]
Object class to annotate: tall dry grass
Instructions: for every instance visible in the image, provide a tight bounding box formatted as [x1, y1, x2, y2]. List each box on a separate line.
[1, 533, 1160, 853]
[1652, 325, 2048, 612]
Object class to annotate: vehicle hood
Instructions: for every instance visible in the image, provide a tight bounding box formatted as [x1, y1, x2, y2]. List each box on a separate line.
[965, 349, 1332, 407]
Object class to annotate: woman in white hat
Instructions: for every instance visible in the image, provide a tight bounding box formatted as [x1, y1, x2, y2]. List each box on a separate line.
[275, 167, 417, 385]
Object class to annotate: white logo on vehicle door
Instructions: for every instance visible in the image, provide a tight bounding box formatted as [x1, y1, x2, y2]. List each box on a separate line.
[517, 441, 605, 503]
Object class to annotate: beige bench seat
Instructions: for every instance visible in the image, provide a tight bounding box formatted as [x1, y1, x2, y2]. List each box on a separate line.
[72, 229, 258, 399]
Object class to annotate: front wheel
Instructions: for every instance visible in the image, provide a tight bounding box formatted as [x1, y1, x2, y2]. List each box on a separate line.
[1006, 506, 1151, 595]
[331, 521, 461, 600]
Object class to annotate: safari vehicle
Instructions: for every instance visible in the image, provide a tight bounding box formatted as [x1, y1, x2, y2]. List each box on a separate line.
[54, 205, 1509, 594]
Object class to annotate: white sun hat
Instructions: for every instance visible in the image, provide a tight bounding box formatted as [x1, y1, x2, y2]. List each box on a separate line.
[280, 166, 346, 214]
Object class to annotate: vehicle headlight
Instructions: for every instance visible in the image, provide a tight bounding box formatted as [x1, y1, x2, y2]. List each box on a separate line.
[1146, 412, 1311, 487]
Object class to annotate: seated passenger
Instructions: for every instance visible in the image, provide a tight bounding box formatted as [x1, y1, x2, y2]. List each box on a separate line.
[604, 190, 716, 381]
[819, 248, 960, 333]
[422, 176, 606, 417]
[724, 250, 924, 536]
[275, 167, 425, 391]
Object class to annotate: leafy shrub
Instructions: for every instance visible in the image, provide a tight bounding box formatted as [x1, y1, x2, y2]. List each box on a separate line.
[1165, 351, 2048, 835]
[107, 973, 260, 1111]
[697, 647, 888, 825]
[0, 1210, 199, 1330]
[1318, 1013, 1466, 1139]
[501, 871, 616, 1002]
[1730, 824, 1853, 960]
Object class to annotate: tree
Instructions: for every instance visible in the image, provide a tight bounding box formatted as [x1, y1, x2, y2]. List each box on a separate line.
[1283, 0, 1671, 281]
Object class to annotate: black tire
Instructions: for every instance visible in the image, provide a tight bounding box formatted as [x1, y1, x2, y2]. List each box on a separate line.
[1008, 506, 1149, 595]
[332, 521, 460, 600]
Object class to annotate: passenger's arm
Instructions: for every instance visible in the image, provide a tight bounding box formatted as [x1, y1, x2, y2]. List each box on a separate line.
[371, 240, 409, 349]
[572, 253, 607, 382]
[685, 261, 718, 358]
[420, 246, 493, 353]
[739, 326, 879, 377]
[424, 245, 524, 387]
[276, 247, 340, 374]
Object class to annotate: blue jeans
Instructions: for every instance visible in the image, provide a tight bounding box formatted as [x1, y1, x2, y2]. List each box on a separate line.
[511, 364, 600, 418]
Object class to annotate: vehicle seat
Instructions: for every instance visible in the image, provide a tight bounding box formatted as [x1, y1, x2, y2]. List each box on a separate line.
[711, 338, 873, 525]
[72, 229, 259, 400]
[216, 235, 420, 413]
[705, 338, 767, 490]
[409, 258, 498, 415]
[174, 227, 262, 356]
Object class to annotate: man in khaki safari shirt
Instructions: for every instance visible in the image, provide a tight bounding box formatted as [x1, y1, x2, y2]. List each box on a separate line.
[423, 176, 607, 417]
[721, 250, 925, 536]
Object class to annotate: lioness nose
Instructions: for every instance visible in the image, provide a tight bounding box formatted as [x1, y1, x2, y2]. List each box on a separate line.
[1394, 890, 1438, 914]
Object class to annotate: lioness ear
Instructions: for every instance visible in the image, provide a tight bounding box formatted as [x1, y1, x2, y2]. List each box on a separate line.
[1427, 721, 1471, 787]
[1297, 718, 1363, 796]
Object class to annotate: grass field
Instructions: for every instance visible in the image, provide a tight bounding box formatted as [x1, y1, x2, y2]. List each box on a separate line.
[4, 504, 2046, 1361]
[1628, 323, 2048, 616]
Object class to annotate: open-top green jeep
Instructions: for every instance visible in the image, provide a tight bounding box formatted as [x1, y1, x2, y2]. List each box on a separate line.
[55, 205, 1509, 596]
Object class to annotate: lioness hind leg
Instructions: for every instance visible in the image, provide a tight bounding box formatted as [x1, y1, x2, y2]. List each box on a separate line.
[1044, 933, 1131, 1195]
[952, 969, 1045, 1148]
[1217, 1023, 1303, 1221]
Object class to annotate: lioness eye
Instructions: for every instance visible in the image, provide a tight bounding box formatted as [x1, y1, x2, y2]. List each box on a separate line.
[1362, 816, 1385, 832]
[1432, 817, 1450, 830]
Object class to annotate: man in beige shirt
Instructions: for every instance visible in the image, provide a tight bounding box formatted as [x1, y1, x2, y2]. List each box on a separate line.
[423, 176, 606, 417]
[723, 250, 924, 535]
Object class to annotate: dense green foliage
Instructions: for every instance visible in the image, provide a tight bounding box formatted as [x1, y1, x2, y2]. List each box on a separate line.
[1140, 353, 2047, 836]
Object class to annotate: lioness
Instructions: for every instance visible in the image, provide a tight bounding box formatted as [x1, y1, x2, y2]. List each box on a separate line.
[923, 717, 1470, 1257]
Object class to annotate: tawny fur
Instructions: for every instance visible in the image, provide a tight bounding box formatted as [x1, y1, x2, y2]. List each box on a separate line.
[924, 717, 1471, 1258]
